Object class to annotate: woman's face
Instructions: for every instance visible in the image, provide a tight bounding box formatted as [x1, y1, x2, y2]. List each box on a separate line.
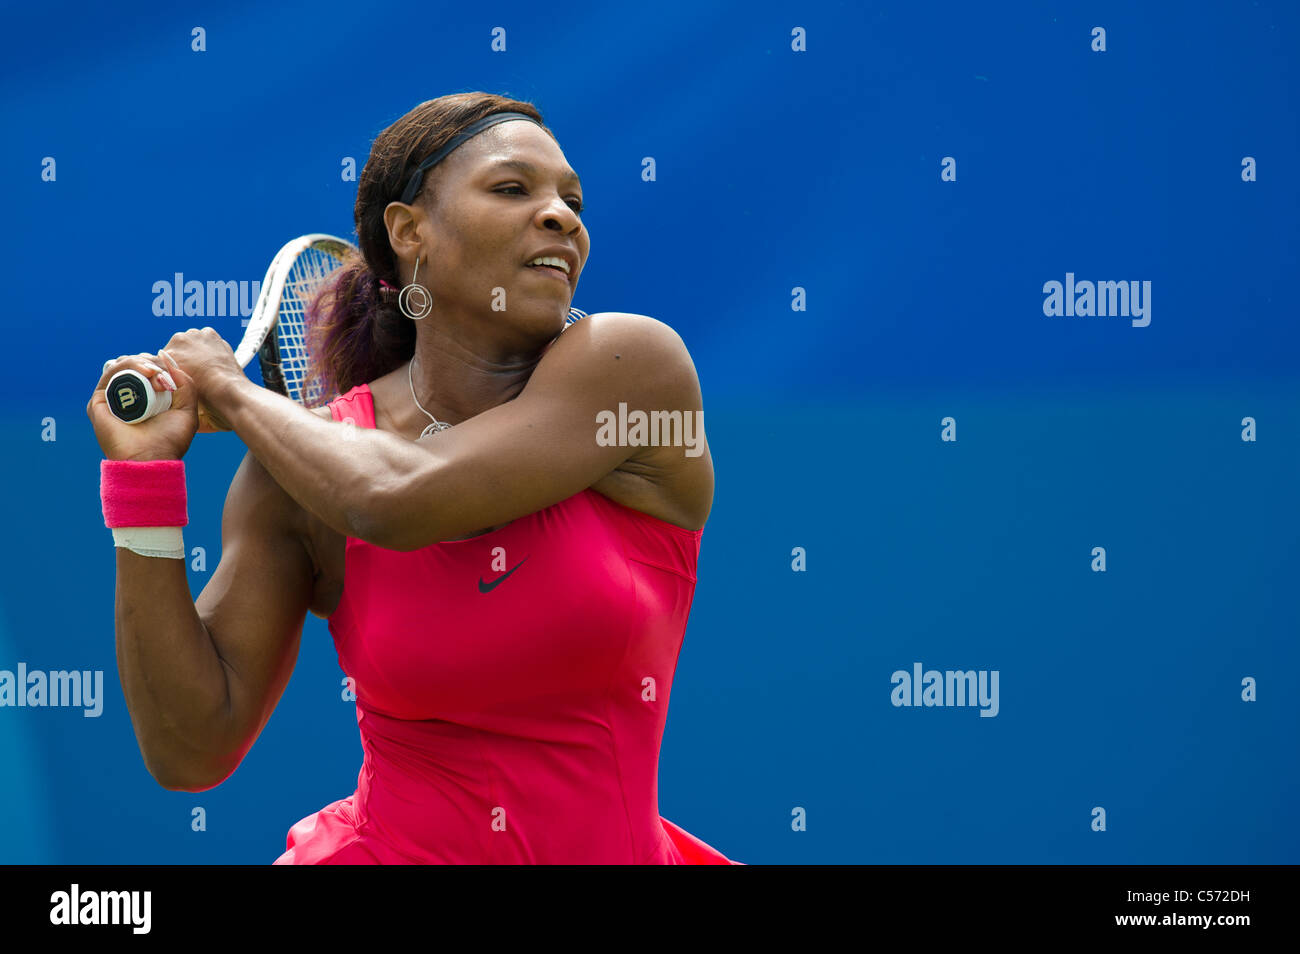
[397, 119, 590, 340]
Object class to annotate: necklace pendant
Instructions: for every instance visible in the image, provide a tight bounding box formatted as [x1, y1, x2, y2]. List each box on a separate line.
[420, 421, 452, 438]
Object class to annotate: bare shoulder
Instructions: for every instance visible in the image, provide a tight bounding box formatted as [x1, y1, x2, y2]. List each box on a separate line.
[538, 311, 712, 529]
[549, 311, 697, 362]
[541, 312, 704, 404]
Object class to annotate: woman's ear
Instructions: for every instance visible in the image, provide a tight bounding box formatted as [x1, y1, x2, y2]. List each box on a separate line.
[383, 200, 425, 264]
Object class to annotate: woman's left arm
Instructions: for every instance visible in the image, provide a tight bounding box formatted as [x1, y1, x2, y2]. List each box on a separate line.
[187, 312, 702, 550]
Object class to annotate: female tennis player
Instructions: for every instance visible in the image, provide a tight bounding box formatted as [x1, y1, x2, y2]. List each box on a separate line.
[87, 92, 739, 864]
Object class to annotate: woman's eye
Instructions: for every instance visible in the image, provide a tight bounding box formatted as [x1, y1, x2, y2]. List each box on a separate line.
[497, 185, 583, 214]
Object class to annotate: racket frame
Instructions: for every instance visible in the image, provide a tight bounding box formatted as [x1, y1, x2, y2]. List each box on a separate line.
[239, 233, 356, 405]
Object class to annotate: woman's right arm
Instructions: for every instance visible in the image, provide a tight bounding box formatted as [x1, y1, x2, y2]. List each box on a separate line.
[91, 353, 318, 791]
[117, 449, 315, 791]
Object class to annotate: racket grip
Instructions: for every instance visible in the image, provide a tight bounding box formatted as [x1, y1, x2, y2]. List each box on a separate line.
[106, 368, 172, 424]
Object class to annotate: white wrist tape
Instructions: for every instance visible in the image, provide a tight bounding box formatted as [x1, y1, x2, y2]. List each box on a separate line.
[112, 526, 185, 560]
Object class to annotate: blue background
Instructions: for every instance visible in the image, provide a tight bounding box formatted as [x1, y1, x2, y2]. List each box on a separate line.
[2, 0, 1296, 863]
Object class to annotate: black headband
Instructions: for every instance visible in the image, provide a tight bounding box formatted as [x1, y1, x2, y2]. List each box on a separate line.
[398, 111, 542, 205]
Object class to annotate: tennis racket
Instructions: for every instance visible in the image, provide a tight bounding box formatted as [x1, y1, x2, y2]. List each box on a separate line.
[105, 233, 356, 425]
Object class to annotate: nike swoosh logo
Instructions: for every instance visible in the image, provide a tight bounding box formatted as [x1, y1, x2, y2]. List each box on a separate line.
[478, 556, 529, 593]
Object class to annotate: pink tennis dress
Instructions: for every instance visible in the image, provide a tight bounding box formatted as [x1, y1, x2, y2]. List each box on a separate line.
[273, 382, 738, 864]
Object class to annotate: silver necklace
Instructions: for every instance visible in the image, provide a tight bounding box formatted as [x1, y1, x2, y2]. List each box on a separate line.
[408, 356, 452, 438]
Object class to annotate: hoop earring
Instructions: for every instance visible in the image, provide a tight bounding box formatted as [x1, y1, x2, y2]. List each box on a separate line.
[398, 255, 432, 320]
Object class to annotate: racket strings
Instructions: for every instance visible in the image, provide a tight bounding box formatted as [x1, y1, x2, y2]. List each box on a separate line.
[276, 245, 344, 407]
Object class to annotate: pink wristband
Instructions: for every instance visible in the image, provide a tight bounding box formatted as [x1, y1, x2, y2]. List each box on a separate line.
[100, 459, 189, 528]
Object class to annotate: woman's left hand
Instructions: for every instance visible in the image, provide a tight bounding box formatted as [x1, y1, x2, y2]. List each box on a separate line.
[158, 328, 246, 432]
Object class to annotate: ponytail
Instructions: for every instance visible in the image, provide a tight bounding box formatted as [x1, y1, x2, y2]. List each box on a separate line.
[303, 251, 416, 404]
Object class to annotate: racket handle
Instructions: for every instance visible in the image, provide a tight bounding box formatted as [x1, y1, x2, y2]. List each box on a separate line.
[106, 368, 172, 424]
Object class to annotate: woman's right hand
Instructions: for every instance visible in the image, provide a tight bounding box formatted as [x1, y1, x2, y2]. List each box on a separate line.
[87, 352, 201, 462]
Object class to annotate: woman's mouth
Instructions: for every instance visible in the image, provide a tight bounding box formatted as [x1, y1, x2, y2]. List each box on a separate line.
[524, 264, 570, 284]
